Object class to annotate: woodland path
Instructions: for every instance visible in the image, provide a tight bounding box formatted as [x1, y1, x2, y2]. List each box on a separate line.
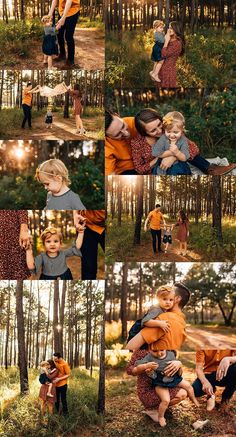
[105, 367, 236, 437]
[6, 113, 101, 140]
[1, 27, 104, 71]
[186, 326, 236, 349]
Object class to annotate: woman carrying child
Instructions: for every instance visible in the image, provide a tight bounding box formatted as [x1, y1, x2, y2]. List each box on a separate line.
[150, 20, 165, 82]
[39, 359, 59, 415]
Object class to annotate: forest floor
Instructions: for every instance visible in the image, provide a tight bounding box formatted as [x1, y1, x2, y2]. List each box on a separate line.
[1, 27, 104, 71]
[0, 367, 103, 437]
[0, 111, 103, 140]
[185, 325, 236, 350]
[106, 360, 236, 437]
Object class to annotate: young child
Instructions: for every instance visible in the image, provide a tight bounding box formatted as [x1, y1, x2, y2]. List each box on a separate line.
[152, 111, 191, 176]
[35, 159, 86, 210]
[45, 104, 53, 128]
[39, 361, 57, 398]
[150, 20, 165, 82]
[42, 16, 58, 70]
[162, 225, 173, 253]
[127, 285, 175, 348]
[135, 350, 199, 427]
[174, 210, 189, 256]
[26, 223, 85, 280]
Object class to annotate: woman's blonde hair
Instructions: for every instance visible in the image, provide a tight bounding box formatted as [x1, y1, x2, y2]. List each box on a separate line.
[40, 227, 62, 245]
[163, 111, 185, 131]
[156, 284, 174, 297]
[35, 159, 71, 185]
[153, 20, 164, 29]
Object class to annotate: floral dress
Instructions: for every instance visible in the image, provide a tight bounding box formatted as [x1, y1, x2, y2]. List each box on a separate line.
[175, 219, 189, 242]
[126, 350, 180, 409]
[68, 89, 83, 116]
[157, 39, 182, 88]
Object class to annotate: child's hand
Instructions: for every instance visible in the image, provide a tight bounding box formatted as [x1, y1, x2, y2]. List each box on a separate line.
[169, 143, 178, 153]
[158, 320, 170, 332]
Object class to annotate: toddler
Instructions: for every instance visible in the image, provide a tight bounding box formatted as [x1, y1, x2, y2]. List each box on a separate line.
[26, 223, 85, 280]
[150, 20, 165, 82]
[152, 111, 191, 175]
[135, 350, 199, 427]
[39, 361, 57, 397]
[45, 104, 53, 128]
[35, 159, 86, 210]
[162, 225, 173, 253]
[127, 285, 176, 347]
[42, 16, 58, 70]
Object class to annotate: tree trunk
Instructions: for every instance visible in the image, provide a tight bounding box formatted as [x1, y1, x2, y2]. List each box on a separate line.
[16, 280, 29, 394]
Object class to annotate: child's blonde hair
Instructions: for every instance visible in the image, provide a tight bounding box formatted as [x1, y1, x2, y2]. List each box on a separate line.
[41, 16, 52, 25]
[40, 360, 49, 367]
[163, 111, 185, 132]
[35, 159, 71, 185]
[156, 284, 174, 298]
[153, 20, 164, 29]
[40, 227, 62, 245]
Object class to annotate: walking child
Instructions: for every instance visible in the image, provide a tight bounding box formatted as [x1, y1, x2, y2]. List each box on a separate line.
[162, 225, 173, 253]
[35, 159, 86, 210]
[45, 103, 53, 128]
[150, 20, 165, 82]
[42, 16, 58, 69]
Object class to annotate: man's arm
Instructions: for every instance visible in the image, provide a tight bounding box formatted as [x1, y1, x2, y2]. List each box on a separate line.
[216, 355, 236, 380]
[195, 362, 214, 396]
[144, 214, 151, 231]
[105, 139, 117, 175]
[126, 324, 164, 350]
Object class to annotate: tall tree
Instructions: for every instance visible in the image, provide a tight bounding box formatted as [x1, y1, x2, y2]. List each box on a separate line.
[16, 280, 29, 394]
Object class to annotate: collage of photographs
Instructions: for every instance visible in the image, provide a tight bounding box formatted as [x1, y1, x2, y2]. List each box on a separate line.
[0, 1, 235, 437]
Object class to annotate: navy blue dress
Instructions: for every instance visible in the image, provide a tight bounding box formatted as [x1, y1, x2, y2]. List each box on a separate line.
[151, 31, 165, 62]
[42, 26, 58, 56]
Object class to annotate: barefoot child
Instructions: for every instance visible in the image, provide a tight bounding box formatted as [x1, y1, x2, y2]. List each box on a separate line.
[35, 159, 86, 210]
[135, 350, 199, 427]
[152, 111, 191, 175]
[42, 16, 58, 69]
[150, 20, 165, 82]
[26, 223, 85, 280]
[39, 361, 57, 397]
[127, 285, 176, 347]
[162, 225, 173, 253]
[174, 210, 189, 256]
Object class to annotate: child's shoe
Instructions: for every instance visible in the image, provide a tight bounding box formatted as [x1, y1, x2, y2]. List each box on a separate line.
[207, 395, 215, 411]
[192, 419, 209, 430]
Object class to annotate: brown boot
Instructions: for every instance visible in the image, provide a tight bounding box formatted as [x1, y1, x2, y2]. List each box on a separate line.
[207, 163, 236, 175]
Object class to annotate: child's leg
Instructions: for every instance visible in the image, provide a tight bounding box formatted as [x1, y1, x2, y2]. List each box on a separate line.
[155, 386, 170, 427]
[150, 62, 157, 74]
[43, 55, 48, 64]
[47, 382, 54, 397]
[153, 60, 164, 77]
[177, 380, 199, 407]
[48, 56, 53, 69]
[165, 242, 169, 253]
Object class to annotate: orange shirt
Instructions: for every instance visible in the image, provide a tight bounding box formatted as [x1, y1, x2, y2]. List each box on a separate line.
[55, 358, 70, 387]
[105, 117, 137, 175]
[78, 210, 105, 234]
[22, 89, 32, 106]
[147, 210, 164, 230]
[196, 350, 235, 373]
[59, 0, 80, 17]
[141, 309, 186, 350]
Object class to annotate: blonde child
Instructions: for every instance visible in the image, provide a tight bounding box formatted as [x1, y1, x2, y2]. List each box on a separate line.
[135, 349, 199, 427]
[150, 20, 165, 82]
[26, 223, 86, 280]
[35, 159, 86, 210]
[42, 16, 58, 69]
[162, 224, 173, 253]
[39, 361, 57, 397]
[174, 210, 189, 256]
[152, 111, 191, 175]
[45, 104, 53, 128]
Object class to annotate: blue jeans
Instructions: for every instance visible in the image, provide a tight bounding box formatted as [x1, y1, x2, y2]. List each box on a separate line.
[152, 159, 191, 175]
[189, 154, 210, 174]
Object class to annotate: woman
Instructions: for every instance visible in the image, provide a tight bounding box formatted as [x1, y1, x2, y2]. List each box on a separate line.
[157, 21, 185, 88]
[127, 349, 187, 422]
[45, 0, 80, 68]
[39, 359, 59, 415]
[21, 83, 40, 129]
[66, 83, 85, 135]
[174, 210, 189, 256]
[0, 211, 31, 279]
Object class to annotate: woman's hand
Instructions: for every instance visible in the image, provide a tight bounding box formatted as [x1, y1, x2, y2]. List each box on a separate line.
[19, 227, 32, 250]
[164, 30, 171, 45]
[149, 157, 158, 168]
[158, 320, 170, 333]
[160, 156, 176, 170]
[164, 360, 182, 377]
[74, 212, 86, 228]
[56, 16, 66, 30]
[216, 357, 231, 381]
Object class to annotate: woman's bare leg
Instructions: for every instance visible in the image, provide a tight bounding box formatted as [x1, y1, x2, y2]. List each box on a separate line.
[40, 399, 46, 415]
[155, 386, 170, 427]
[183, 242, 187, 256]
[48, 402, 54, 414]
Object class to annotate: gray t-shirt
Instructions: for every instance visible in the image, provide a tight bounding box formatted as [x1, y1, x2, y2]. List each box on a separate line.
[45, 190, 86, 210]
[31, 245, 82, 276]
[152, 134, 190, 175]
[135, 350, 176, 382]
[154, 31, 165, 44]
[141, 305, 164, 327]
[44, 26, 57, 36]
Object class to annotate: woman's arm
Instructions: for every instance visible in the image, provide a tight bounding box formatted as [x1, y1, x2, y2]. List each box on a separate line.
[131, 137, 156, 174]
[48, 0, 58, 18]
[19, 223, 31, 249]
[25, 244, 35, 270]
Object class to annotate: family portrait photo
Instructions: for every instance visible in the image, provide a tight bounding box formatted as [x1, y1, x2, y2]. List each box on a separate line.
[0, 279, 105, 437]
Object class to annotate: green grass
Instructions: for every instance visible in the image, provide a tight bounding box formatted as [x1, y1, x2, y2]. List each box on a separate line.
[0, 367, 102, 437]
[79, 16, 104, 30]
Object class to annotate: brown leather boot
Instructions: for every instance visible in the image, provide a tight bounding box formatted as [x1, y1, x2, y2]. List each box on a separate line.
[207, 163, 236, 175]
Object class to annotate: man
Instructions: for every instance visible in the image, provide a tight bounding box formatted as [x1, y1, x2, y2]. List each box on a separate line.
[126, 283, 190, 351]
[192, 350, 236, 413]
[144, 204, 165, 254]
[105, 110, 236, 176]
[53, 352, 71, 415]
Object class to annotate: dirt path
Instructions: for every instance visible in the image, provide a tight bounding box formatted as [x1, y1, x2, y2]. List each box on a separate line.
[186, 326, 236, 349]
[7, 113, 102, 140]
[1, 27, 104, 71]
[106, 367, 236, 436]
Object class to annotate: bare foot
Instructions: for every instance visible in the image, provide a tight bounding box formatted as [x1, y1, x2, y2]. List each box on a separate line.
[47, 393, 54, 398]
[206, 395, 215, 411]
[155, 76, 161, 82]
[143, 409, 159, 422]
[159, 417, 166, 427]
[193, 399, 200, 407]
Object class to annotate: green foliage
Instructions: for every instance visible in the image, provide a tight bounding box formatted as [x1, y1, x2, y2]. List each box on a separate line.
[79, 16, 104, 29]
[106, 28, 236, 88]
